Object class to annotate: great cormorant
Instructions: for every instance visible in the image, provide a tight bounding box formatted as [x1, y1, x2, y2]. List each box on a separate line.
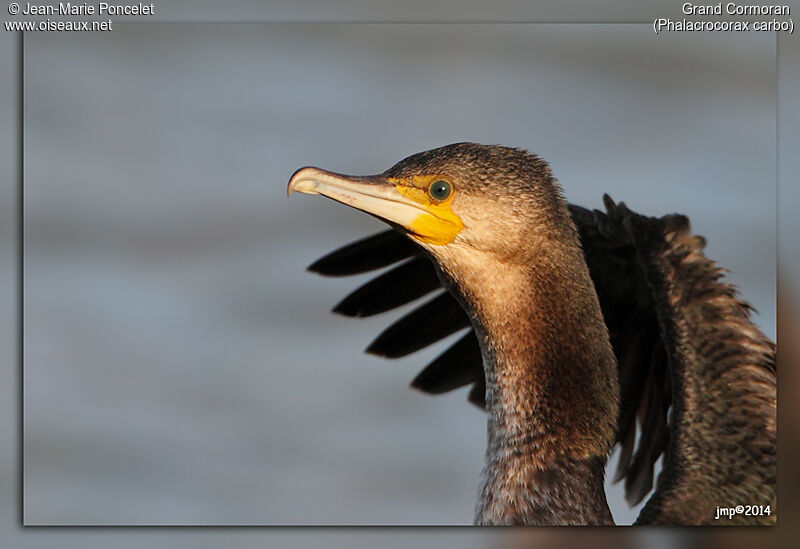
[287, 143, 776, 525]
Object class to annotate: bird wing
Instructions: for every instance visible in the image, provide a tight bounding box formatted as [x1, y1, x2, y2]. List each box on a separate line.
[600, 198, 776, 525]
[306, 196, 775, 520]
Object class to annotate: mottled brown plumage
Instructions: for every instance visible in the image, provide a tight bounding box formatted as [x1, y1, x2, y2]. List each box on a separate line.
[295, 143, 776, 525]
[619, 206, 776, 525]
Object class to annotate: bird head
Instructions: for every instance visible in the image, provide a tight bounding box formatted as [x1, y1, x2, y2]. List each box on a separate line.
[288, 143, 620, 474]
[288, 143, 575, 271]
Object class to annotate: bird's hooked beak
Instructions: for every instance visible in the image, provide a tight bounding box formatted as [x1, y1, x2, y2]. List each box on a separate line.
[287, 167, 462, 245]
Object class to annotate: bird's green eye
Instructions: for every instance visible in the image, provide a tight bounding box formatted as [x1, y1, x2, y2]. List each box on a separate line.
[428, 180, 453, 202]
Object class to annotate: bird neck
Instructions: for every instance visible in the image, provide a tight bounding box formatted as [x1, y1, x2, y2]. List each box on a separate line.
[440, 236, 619, 525]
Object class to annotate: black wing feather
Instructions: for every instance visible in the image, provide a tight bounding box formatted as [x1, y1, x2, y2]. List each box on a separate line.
[365, 291, 471, 358]
[333, 257, 441, 318]
[307, 229, 418, 276]
[410, 332, 483, 395]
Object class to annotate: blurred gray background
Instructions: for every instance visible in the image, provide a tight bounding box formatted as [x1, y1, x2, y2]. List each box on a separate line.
[19, 22, 776, 527]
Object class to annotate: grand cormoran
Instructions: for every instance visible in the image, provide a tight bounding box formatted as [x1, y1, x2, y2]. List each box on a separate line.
[287, 143, 776, 525]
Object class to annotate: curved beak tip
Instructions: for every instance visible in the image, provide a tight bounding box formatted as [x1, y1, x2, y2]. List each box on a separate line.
[286, 167, 322, 198]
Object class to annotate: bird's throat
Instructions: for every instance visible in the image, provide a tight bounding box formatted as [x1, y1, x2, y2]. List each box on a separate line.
[439, 243, 619, 525]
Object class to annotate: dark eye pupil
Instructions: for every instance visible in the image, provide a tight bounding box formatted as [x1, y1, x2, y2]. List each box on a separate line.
[430, 181, 451, 200]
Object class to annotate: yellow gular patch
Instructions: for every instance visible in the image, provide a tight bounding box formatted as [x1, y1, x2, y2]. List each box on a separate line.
[388, 175, 463, 246]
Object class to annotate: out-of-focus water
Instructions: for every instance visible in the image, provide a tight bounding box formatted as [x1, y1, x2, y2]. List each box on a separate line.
[21, 24, 775, 525]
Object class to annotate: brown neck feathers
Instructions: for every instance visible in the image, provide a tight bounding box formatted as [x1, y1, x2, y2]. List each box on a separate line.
[439, 227, 619, 525]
